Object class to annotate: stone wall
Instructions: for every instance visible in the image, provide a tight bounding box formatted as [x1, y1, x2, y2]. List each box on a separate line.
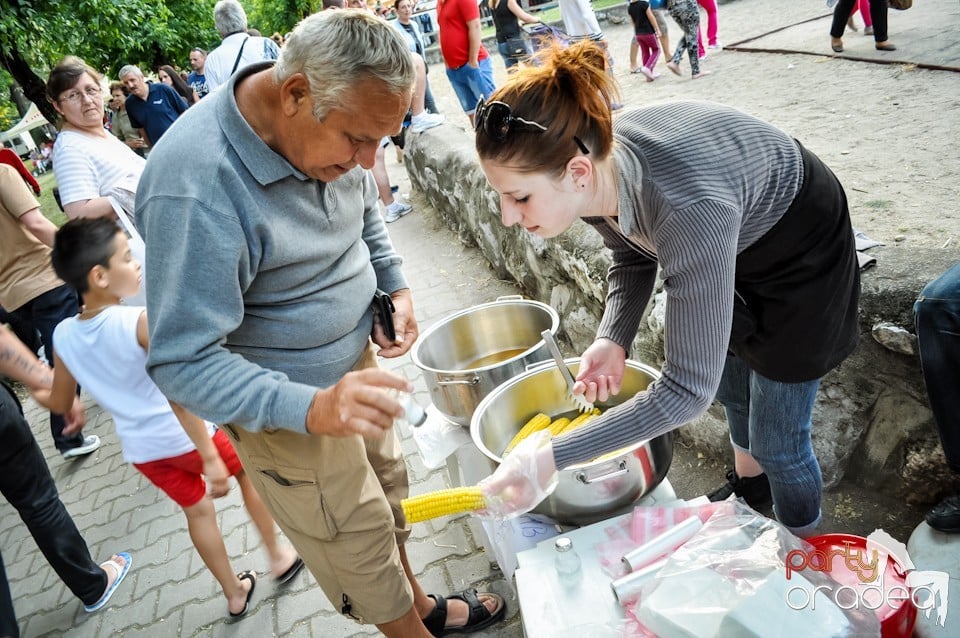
[403, 126, 960, 504]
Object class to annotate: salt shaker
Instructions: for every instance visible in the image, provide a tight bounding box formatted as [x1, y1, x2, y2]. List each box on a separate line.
[554, 537, 582, 581]
[391, 389, 427, 428]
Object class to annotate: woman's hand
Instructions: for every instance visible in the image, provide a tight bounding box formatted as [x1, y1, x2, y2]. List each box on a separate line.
[572, 338, 626, 404]
[478, 431, 558, 519]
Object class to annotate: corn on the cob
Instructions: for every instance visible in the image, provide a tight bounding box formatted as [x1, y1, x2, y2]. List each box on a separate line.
[548, 417, 571, 436]
[503, 412, 551, 455]
[401, 487, 486, 523]
[558, 410, 600, 435]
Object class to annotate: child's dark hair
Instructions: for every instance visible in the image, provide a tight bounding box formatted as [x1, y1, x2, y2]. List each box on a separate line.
[51, 218, 123, 294]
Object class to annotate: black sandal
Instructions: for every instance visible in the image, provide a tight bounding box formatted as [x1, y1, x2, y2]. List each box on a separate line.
[228, 571, 257, 619]
[421, 588, 506, 636]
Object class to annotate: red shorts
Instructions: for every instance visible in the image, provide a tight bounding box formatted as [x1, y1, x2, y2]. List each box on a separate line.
[133, 429, 243, 507]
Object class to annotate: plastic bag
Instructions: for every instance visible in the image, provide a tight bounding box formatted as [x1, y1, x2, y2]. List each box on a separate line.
[596, 500, 726, 579]
[634, 501, 881, 637]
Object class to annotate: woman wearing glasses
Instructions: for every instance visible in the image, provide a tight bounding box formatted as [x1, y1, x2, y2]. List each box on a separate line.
[48, 56, 145, 221]
[475, 42, 860, 539]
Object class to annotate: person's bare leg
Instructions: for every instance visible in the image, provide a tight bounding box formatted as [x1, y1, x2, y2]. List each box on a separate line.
[401, 544, 499, 629]
[629, 37, 639, 72]
[236, 469, 298, 579]
[182, 497, 251, 615]
[373, 144, 397, 207]
[733, 447, 765, 477]
[410, 54, 427, 117]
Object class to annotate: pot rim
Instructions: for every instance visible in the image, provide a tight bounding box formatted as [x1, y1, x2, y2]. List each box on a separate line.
[410, 298, 560, 374]
[470, 357, 665, 470]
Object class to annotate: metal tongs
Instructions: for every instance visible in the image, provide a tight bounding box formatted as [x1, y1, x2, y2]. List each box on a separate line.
[540, 330, 595, 414]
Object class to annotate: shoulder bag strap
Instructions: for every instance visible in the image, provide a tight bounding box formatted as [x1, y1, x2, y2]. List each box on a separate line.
[231, 36, 250, 75]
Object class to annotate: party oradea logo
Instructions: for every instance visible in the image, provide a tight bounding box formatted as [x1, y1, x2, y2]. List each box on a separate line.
[784, 529, 949, 628]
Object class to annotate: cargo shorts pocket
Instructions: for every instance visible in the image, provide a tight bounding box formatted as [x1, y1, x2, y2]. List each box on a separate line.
[255, 466, 339, 541]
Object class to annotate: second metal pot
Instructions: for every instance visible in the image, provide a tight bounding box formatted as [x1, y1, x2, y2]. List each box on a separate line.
[411, 297, 560, 426]
[470, 358, 674, 525]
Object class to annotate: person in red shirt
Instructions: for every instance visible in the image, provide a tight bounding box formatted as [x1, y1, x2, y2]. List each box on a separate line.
[0, 148, 40, 195]
[437, 0, 496, 124]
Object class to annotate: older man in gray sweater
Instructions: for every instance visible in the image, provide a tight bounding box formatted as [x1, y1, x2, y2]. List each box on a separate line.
[135, 10, 504, 637]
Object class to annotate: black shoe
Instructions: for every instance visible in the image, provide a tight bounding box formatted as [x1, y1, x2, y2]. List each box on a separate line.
[707, 470, 773, 509]
[925, 495, 960, 533]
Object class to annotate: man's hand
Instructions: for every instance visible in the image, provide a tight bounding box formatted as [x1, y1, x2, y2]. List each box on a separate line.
[305, 368, 412, 438]
[572, 338, 626, 404]
[373, 288, 418, 358]
[203, 456, 231, 498]
[63, 396, 87, 435]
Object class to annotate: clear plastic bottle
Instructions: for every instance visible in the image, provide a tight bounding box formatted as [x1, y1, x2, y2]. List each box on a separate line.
[390, 389, 427, 428]
[554, 537, 582, 581]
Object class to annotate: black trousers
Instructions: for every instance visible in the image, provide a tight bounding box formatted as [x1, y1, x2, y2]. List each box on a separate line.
[9, 284, 82, 452]
[0, 383, 105, 637]
[831, 0, 888, 42]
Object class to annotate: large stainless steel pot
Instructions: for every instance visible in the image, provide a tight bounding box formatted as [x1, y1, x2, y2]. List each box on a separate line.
[412, 297, 559, 426]
[470, 359, 674, 525]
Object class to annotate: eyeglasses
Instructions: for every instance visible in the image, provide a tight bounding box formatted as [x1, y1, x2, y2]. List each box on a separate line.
[475, 97, 589, 155]
[59, 86, 103, 104]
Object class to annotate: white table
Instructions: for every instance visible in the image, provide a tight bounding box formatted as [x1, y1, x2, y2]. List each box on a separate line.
[513, 480, 679, 638]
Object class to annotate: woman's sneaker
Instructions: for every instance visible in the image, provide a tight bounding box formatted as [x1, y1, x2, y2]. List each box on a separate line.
[410, 112, 445, 133]
[707, 470, 773, 509]
[384, 201, 413, 223]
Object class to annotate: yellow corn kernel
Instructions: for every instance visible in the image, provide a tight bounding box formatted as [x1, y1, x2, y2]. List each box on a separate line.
[503, 412, 551, 455]
[547, 417, 571, 437]
[401, 487, 486, 523]
[559, 411, 599, 435]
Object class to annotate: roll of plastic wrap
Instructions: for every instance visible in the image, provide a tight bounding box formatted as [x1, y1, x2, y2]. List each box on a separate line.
[610, 557, 668, 604]
[621, 515, 704, 572]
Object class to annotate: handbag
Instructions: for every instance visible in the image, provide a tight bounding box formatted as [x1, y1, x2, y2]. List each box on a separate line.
[889, 0, 912, 9]
[505, 35, 527, 58]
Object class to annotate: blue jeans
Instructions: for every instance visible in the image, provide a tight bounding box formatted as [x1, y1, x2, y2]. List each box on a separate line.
[498, 40, 530, 69]
[0, 384, 106, 634]
[10, 284, 81, 452]
[445, 57, 496, 114]
[715, 355, 823, 535]
[914, 262, 960, 473]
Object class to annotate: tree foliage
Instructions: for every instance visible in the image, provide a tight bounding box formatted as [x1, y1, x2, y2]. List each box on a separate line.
[247, 0, 319, 38]
[0, 0, 220, 124]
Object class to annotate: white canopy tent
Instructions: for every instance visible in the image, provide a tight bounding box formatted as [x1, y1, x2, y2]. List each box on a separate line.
[0, 103, 51, 147]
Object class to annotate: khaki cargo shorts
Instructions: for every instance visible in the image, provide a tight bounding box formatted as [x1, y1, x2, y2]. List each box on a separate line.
[222, 342, 413, 625]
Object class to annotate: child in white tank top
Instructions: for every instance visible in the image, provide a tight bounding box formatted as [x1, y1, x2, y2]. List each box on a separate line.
[44, 218, 304, 620]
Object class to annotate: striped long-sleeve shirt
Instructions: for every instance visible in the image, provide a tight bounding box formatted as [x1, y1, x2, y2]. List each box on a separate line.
[552, 100, 804, 470]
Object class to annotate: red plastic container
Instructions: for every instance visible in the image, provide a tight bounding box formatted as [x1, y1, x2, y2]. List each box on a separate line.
[806, 533, 917, 638]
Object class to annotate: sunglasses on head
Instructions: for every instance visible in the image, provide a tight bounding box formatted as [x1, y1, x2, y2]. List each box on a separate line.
[475, 97, 589, 155]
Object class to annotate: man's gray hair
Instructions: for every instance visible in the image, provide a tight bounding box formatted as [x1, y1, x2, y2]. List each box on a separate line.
[274, 10, 415, 121]
[214, 0, 248, 38]
[118, 65, 143, 79]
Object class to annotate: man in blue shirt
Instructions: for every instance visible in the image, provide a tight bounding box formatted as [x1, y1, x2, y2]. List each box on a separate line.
[120, 65, 188, 147]
[187, 48, 210, 99]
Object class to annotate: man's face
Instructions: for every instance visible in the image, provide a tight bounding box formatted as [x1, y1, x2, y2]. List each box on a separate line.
[347, 0, 367, 8]
[121, 72, 148, 99]
[276, 77, 411, 182]
[189, 51, 205, 72]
